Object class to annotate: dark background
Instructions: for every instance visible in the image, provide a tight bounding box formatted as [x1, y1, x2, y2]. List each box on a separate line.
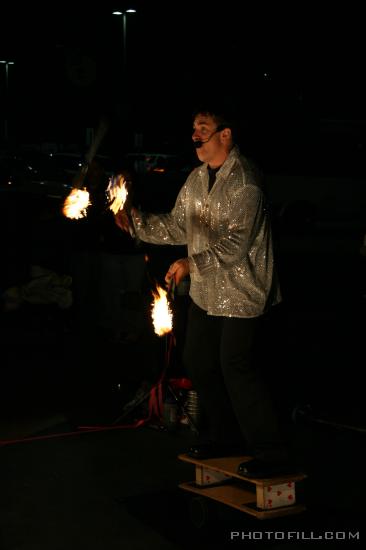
[0, 1, 365, 418]
[1, 1, 365, 162]
[0, 4, 365, 548]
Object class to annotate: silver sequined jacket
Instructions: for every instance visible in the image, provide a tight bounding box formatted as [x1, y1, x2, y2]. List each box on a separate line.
[132, 146, 281, 318]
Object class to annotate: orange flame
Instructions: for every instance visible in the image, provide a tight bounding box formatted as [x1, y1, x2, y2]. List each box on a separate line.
[151, 284, 173, 336]
[107, 174, 128, 214]
[62, 187, 91, 219]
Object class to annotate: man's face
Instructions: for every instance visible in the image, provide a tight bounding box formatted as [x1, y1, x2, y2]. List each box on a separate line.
[192, 113, 229, 167]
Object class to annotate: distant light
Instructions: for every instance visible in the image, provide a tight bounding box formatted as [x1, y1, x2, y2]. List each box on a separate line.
[8, 181, 12, 185]
[112, 9, 136, 15]
[0, 60, 15, 64]
[264, 72, 269, 78]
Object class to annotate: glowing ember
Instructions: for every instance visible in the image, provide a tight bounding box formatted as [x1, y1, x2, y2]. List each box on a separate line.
[151, 284, 173, 336]
[107, 174, 128, 214]
[62, 187, 91, 219]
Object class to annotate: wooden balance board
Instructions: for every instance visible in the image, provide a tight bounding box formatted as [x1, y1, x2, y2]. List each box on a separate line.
[178, 454, 306, 520]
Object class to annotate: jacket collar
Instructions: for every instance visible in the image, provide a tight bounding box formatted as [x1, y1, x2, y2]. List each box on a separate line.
[199, 145, 240, 180]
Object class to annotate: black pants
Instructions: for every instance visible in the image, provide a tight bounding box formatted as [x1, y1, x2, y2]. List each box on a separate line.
[183, 301, 287, 461]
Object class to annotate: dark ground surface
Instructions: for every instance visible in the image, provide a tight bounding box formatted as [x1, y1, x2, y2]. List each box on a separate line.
[1, 184, 365, 549]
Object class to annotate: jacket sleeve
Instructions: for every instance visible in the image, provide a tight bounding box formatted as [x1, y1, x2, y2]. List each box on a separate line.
[132, 180, 188, 246]
[189, 183, 265, 276]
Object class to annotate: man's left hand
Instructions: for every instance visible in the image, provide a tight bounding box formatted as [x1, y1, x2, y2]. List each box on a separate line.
[165, 258, 190, 286]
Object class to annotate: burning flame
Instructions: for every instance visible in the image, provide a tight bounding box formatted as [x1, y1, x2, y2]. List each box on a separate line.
[151, 284, 173, 336]
[62, 187, 91, 219]
[107, 174, 128, 214]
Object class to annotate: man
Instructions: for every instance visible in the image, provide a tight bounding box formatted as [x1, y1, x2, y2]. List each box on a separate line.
[116, 106, 292, 477]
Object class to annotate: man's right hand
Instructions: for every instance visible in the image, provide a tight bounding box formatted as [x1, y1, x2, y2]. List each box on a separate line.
[114, 210, 131, 233]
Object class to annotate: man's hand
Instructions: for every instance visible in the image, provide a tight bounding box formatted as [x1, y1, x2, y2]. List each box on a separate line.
[114, 207, 138, 233]
[165, 258, 190, 286]
[114, 210, 130, 232]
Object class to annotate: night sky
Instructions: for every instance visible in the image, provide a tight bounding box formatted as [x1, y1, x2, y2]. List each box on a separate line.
[1, 1, 365, 156]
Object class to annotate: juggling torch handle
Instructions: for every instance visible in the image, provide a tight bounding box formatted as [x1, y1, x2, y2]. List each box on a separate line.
[73, 116, 110, 189]
[167, 278, 176, 301]
[85, 116, 109, 165]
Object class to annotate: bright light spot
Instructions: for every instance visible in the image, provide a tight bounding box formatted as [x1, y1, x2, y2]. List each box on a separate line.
[63, 187, 91, 219]
[151, 284, 173, 336]
[107, 174, 128, 214]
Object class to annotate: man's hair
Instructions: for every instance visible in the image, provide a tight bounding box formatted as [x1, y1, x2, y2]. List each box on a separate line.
[192, 101, 238, 141]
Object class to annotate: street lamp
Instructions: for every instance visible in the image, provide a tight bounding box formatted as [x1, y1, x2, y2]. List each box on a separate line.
[112, 10, 136, 73]
[0, 60, 15, 141]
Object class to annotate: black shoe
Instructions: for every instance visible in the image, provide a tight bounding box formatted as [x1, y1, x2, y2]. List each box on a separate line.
[187, 441, 245, 459]
[238, 458, 296, 479]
